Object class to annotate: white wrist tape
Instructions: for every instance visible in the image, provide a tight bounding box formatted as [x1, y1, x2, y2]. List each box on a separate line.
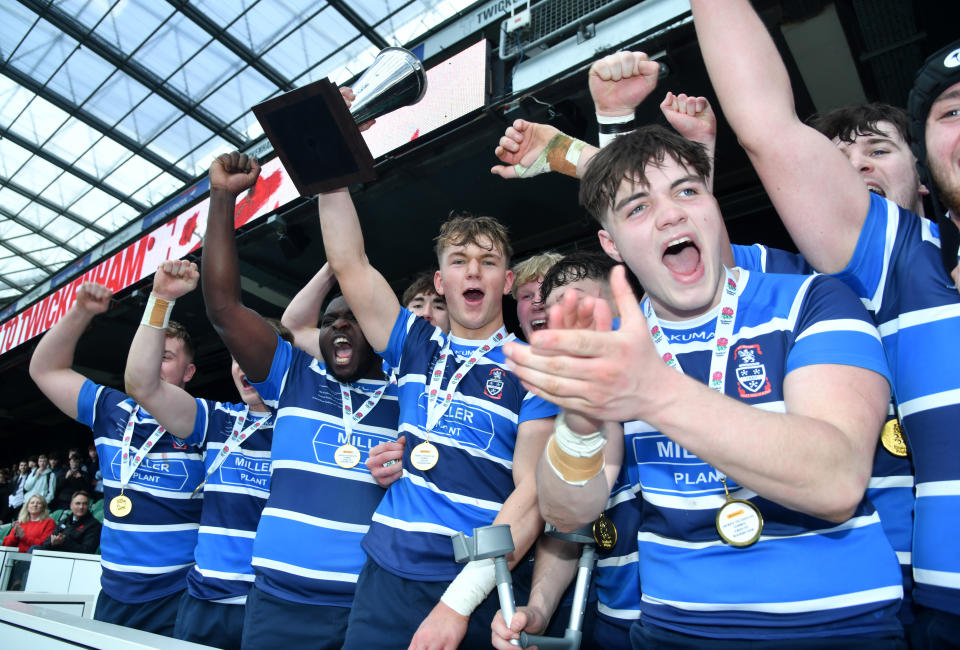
[513, 132, 587, 179]
[597, 113, 637, 148]
[545, 413, 606, 486]
[141, 293, 175, 330]
[440, 558, 497, 616]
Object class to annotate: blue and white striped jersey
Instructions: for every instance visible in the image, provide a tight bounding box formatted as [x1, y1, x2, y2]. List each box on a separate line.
[593, 466, 641, 629]
[249, 335, 398, 606]
[624, 270, 902, 639]
[180, 400, 273, 603]
[832, 193, 960, 615]
[77, 380, 203, 603]
[733, 242, 916, 623]
[362, 310, 558, 580]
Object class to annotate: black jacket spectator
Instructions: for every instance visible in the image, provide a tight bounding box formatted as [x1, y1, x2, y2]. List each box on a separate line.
[43, 510, 101, 555]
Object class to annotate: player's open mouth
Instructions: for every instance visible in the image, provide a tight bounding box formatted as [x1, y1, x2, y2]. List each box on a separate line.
[333, 335, 353, 366]
[530, 319, 547, 331]
[865, 182, 886, 197]
[662, 236, 702, 280]
[463, 288, 485, 305]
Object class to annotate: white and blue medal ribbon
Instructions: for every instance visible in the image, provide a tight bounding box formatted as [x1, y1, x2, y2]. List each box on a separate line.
[191, 407, 271, 496]
[334, 379, 389, 469]
[643, 268, 762, 547]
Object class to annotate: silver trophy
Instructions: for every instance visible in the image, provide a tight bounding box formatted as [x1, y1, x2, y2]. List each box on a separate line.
[253, 47, 428, 195]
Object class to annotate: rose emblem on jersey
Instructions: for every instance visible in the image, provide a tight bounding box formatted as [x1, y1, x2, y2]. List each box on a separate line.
[484, 368, 505, 399]
[726, 278, 737, 294]
[720, 307, 734, 324]
[711, 371, 723, 388]
[715, 337, 728, 356]
[734, 344, 771, 398]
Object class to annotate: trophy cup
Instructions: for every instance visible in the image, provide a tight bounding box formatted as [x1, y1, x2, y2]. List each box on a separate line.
[252, 47, 428, 196]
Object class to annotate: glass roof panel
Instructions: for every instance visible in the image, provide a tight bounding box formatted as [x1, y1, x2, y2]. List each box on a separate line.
[45, 46, 115, 106]
[113, 92, 184, 147]
[0, 253, 34, 274]
[68, 135, 133, 181]
[44, 216, 85, 242]
[0, 4, 39, 60]
[103, 156, 162, 198]
[94, 203, 138, 232]
[137, 11, 212, 87]
[148, 114, 218, 174]
[84, 71, 153, 131]
[0, 221, 33, 242]
[0, 75, 35, 128]
[223, 0, 319, 55]
[8, 233, 53, 255]
[44, 118, 103, 166]
[42, 171, 92, 211]
[16, 156, 63, 192]
[300, 41, 380, 86]
[32, 245, 75, 268]
[9, 94, 70, 146]
[0, 139, 32, 179]
[61, 0, 173, 56]
[201, 68, 276, 126]
[69, 189, 118, 223]
[17, 202, 59, 231]
[0, 188, 32, 215]
[4, 14, 76, 84]
[131, 172, 186, 207]
[262, 7, 364, 80]
[70, 227, 104, 253]
[6, 267, 50, 287]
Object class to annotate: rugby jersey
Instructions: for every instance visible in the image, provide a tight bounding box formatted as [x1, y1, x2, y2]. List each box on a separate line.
[734, 242, 916, 623]
[250, 335, 398, 606]
[833, 193, 960, 615]
[625, 270, 902, 639]
[77, 380, 204, 603]
[592, 465, 641, 649]
[180, 400, 273, 603]
[363, 310, 559, 580]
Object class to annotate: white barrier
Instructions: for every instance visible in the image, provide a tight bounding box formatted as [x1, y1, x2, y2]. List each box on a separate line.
[25, 549, 102, 598]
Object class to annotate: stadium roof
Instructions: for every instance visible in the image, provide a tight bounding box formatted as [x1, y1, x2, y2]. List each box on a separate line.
[0, 0, 473, 307]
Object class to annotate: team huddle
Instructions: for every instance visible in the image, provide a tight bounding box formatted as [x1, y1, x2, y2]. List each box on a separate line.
[25, 3, 960, 649]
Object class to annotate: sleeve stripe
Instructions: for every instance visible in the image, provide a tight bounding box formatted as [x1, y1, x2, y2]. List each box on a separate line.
[794, 318, 881, 343]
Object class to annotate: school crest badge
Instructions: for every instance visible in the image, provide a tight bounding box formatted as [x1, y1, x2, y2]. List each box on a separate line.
[734, 344, 771, 398]
[484, 368, 505, 399]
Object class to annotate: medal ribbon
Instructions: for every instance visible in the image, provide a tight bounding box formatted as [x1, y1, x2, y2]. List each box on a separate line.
[192, 408, 271, 496]
[643, 267, 742, 395]
[339, 378, 390, 440]
[119, 405, 168, 488]
[425, 328, 513, 432]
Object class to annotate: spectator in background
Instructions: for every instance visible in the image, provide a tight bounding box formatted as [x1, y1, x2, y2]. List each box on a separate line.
[41, 491, 100, 555]
[5, 460, 30, 524]
[24, 454, 56, 506]
[49, 454, 65, 482]
[27, 456, 37, 472]
[3, 494, 55, 553]
[84, 445, 98, 478]
[53, 456, 89, 511]
[84, 446, 103, 501]
[402, 271, 450, 333]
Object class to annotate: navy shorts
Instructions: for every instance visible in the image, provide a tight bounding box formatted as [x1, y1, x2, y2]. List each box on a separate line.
[174, 591, 245, 649]
[629, 622, 907, 650]
[343, 557, 535, 649]
[241, 584, 349, 650]
[909, 606, 960, 650]
[93, 588, 184, 637]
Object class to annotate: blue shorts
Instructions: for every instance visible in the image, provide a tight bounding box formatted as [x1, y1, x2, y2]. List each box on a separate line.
[591, 607, 632, 650]
[343, 557, 534, 649]
[241, 584, 348, 650]
[174, 592, 245, 649]
[629, 622, 907, 649]
[909, 607, 960, 650]
[94, 588, 184, 637]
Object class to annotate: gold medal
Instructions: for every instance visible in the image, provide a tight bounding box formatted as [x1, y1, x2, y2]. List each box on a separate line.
[411, 441, 439, 471]
[109, 493, 132, 518]
[592, 512, 617, 552]
[880, 419, 908, 458]
[334, 444, 362, 469]
[715, 499, 763, 547]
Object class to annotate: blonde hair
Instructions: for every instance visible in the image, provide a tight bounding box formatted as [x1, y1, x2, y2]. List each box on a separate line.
[19, 494, 50, 524]
[434, 211, 513, 265]
[510, 252, 563, 299]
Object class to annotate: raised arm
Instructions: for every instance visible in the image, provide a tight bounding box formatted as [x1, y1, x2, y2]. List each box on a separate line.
[29, 283, 112, 420]
[202, 152, 279, 382]
[691, 0, 869, 273]
[124, 260, 200, 438]
[280, 262, 336, 358]
[316, 189, 399, 352]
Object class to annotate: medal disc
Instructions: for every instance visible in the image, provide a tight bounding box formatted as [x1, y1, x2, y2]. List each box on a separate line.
[334, 444, 362, 469]
[411, 442, 439, 471]
[109, 494, 132, 518]
[880, 419, 908, 458]
[715, 499, 762, 547]
[592, 512, 618, 552]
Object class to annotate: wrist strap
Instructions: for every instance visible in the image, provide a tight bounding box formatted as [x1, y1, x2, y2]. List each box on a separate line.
[514, 132, 587, 179]
[141, 293, 174, 330]
[544, 414, 606, 486]
[597, 113, 636, 148]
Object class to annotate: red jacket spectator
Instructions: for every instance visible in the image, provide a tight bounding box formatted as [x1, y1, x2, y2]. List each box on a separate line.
[3, 495, 55, 552]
